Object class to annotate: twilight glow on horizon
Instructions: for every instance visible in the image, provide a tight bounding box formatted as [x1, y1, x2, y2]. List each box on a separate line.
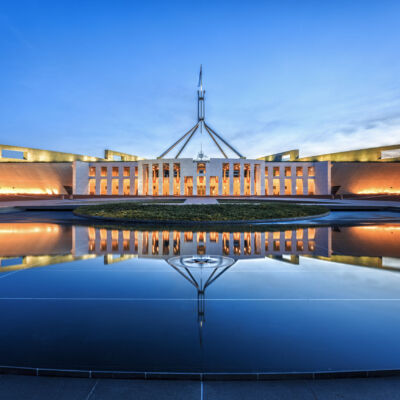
[0, 0, 400, 159]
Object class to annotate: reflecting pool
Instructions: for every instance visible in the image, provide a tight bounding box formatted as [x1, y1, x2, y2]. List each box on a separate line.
[1, 221, 400, 374]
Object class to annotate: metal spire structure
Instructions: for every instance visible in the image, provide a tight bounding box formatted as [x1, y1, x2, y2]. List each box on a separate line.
[157, 66, 245, 159]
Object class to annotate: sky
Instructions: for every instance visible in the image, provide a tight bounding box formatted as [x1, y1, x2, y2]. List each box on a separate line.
[0, 0, 400, 159]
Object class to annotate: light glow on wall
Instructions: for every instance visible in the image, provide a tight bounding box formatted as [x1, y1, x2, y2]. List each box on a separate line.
[0, 187, 59, 195]
[357, 188, 400, 194]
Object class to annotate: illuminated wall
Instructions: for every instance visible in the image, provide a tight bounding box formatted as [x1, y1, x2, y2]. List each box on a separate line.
[332, 162, 400, 194]
[0, 144, 101, 163]
[0, 162, 72, 195]
[298, 144, 400, 162]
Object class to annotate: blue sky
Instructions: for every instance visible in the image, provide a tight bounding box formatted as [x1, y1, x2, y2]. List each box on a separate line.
[0, 0, 399, 159]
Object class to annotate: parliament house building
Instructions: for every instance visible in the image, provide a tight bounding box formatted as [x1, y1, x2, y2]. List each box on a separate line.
[1, 68, 400, 198]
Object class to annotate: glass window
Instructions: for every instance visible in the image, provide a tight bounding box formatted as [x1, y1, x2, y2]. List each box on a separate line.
[296, 167, 303, 176]
[123, 167, 130, 177]
[285, 167, 291, 177]
[273, 167, 280, 177]
[308, 166, 315, 177]
[101, 167, 107, 177]
[89, 166, 96, 177]
[112, 167, 119, 177]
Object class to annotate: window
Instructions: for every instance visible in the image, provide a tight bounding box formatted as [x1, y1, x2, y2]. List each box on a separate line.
[101, 167, 107, 177]
[284, 179, 292, 195]
[112, 167, 119, 177]
[273, 167, 280, 177]
[1, 149, 25, 160]
[308, 179, 315, 195]
[100, 179, 107, 195]
[209, 232, 219, 242]
[89, 166, 96, 177]
[296, 167, 303, 177]
[285, 167, 291, 177]
[184, 232, 193, 242]
[89, 179, 96, 195]
[123, 167, 130, 177]
[123, 179, 130, 195]
[197, 162, 206, 174]
[265, 167, 268, 176]
[273, 179, 280, 195]
[112, 180, 119, 195]
[308, 166, 315, 177]
[296, 179, 303, 195]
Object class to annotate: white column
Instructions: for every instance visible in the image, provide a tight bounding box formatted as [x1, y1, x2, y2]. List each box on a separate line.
[260, 164, 265, 196]
[218, 163, 223, 195]
[138, 163, 143, 195]
[106, 167, 112, 195]
[148, 163, 153, 196]
[158, 163, 163, 196]
[279, 165, 285, 196]
[169, 162, 174, 195]
[240, 162, 244, 195]
[229, 162, 234, 195]
[268, 172, 273, 196]
[303, 164, 309, 195]
[193, 176, 197, 196]
[250, 163, 254, 195]
[95, 166, 101, 195]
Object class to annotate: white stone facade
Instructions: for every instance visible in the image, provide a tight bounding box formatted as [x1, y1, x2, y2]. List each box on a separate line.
[73, 158, 331, 196]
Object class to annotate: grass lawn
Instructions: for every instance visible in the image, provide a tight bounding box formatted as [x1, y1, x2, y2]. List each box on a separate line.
[74, 202, 328, 222]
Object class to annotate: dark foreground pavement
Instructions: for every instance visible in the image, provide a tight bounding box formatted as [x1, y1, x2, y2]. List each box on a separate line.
[1, 375, 400, 400]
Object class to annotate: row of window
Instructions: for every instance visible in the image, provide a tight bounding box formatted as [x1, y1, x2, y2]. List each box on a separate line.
[87, 229, 316, 255]
[89, 166, 137, 178]
[89, 165, 316, 178]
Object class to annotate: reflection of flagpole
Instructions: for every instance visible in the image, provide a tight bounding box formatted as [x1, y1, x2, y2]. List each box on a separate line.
[167, 255, 236, 348]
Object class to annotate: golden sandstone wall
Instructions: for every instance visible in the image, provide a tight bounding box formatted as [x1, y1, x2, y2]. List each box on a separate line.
[0, 162, 72, 195]
[331, 162, 400, 194]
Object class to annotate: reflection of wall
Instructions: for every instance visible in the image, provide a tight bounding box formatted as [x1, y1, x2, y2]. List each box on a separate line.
[332, 163, 400, 194]
[0, 224, 72, 256]
[332, 226, 400, 258]
[0, 163, 72, 195]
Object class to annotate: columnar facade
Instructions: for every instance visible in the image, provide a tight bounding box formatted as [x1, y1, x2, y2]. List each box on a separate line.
[74, 158, 331, 196]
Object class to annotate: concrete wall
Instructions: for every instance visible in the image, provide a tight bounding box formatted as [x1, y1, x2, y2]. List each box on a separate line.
[332, 162, 400, 194]
[0, 162, 72, 195]
[0, 144, 101, 162]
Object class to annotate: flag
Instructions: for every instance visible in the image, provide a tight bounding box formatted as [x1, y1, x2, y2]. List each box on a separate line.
[198, 64, 202, 89]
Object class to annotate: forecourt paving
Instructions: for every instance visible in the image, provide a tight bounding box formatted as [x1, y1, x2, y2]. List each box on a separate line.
[1, 375, 400, 400]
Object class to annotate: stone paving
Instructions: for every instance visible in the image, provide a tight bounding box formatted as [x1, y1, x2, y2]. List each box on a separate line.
[1, 375, 400, 400]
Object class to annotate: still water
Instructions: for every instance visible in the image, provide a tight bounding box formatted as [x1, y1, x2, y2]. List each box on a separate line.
[1, 221, 400, 373]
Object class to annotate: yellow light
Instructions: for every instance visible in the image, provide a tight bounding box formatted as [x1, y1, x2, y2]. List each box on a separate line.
[0, 187, 59, 195]
[357, 188, 400, 194]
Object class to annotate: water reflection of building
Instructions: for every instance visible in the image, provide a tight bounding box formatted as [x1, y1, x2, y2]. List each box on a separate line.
[78, 226, 331, 260]
[1, 223, 400, 272]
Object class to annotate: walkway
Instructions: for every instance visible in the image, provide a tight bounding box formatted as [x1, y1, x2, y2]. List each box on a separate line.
[1, 374, 400, 400]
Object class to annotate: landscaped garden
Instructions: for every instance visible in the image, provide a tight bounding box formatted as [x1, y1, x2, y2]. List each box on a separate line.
[74, 201, 328, 222]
